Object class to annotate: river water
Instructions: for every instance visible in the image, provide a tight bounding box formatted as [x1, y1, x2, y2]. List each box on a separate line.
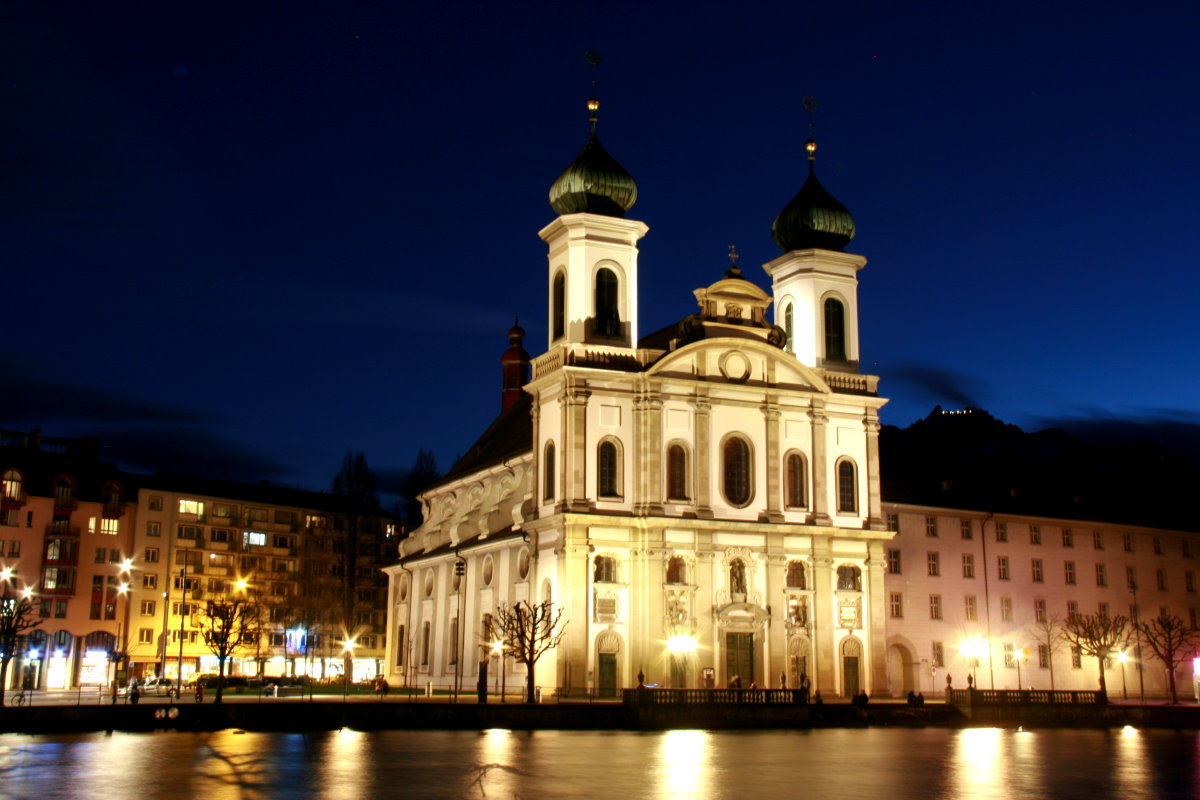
[0, 726, 1196, 799]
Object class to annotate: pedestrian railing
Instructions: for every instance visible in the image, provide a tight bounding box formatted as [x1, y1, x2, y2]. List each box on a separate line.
[621, 688, 806, 705]
[947, 688, 1106, 706]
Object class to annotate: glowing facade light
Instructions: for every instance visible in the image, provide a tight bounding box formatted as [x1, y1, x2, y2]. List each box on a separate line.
[491, 640, 503, 656]
[666, 634, 698, 655]
[119, 557, 134, 572]
[958, 637, 988, 661]
[0, 566, 12, 582]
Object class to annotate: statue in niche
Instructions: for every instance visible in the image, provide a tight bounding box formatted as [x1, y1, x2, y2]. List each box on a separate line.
[667, 592, 689, 626]
[730, 559, 747, 595]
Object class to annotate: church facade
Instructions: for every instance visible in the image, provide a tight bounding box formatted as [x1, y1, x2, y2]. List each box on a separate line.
[384, 97, 896, 698]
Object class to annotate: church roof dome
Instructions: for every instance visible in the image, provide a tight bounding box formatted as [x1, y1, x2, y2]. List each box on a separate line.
[771, 138, 855, 252]
[548, 96, 637, 217]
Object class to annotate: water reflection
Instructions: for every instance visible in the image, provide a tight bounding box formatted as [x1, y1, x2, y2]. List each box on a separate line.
[655, 730, 709, 798]
[2, 727, 1199, 799]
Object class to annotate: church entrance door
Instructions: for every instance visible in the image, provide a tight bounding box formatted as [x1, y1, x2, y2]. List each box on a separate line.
[843, 657, 860, 696]
[725, 632, 755, 685]
[598, 654, 617, 698]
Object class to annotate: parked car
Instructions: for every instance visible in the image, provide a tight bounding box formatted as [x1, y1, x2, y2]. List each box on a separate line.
[140, 677, 179, 698]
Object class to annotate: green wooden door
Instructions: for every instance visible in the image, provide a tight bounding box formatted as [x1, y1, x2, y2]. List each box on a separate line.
[725, 633, 755, 685]
[843, 656, 860, 696]
[598, 653, 617, 698]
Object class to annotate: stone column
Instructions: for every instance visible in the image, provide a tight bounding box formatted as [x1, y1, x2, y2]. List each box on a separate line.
[560, 384, 591, 513]
[692, 394, 714, 519]
[634, 391, 664, 515]
[864, 414, 886, 531]
[865, 539, 890, 694]
[761, 400, 784, 522]
[810, 403, 831, 526]
[810, 540, 836, 693]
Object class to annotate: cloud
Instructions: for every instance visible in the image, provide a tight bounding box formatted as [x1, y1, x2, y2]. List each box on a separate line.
[879, 362, 988, 410]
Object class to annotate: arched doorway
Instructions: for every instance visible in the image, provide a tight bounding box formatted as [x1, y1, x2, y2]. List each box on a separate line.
[596, 630, 621, 698]
[841, 637, 863, 697]
[787, 634, 810, 689]
[887, 642, 918, 697]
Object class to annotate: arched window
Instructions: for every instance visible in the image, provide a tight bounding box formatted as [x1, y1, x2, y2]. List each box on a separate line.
[786, 561, 806, 589]
[594, 556, 617, 584]
[1, 469, 22, 501]
[666, 444, 688, 501]
[785, 452, 807, 508]
[595, 268, 620, 337]
[598, 439, 621, 498]
[543, 442, 556, 502]
[824, 297, 846, 361]
[722, 436, 752, 507]
[837, 459, 857, 514]
[783, 302, 794, 353]
[53, 476, 75, 508]
[730, 559, 747, 594]
[666, 556, 687, 584]
[837, 565, 862, 591]
[552, 272, 566, 340]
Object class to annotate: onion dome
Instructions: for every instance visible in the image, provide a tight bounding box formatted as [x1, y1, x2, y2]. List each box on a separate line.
[771, 138, 855, 252]
[548, 95, 638, 217]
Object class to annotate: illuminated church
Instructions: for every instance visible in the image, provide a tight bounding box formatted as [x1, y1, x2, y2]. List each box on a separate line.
[384, 92, 893, 698]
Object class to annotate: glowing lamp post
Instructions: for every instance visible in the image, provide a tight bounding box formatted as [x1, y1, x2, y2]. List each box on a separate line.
[959, 638, 987, 688]
[1116, 650, 1129, 700]
[666, 634, 698, 689]
[1014, 647, 1028, 691]
[341, 639, 357, 702]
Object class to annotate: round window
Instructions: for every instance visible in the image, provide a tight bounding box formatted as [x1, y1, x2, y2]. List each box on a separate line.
[483, 556, 494, 587]
[518, 550, 530, 579]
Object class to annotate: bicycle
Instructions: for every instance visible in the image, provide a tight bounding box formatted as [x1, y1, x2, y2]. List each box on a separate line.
[10, 691, 28, 707]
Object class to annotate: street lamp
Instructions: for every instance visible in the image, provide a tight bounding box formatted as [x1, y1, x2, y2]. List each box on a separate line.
[341, 638, 357, 702]
[491, 639, 505, 702]
[959, 637, 987, 687]
[1130, 582, 1146, 705]
[1014, 647, 1028, 691]
[1115, 650, 1129, 700]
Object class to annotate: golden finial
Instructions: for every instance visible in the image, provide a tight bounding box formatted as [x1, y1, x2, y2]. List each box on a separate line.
[802, 96, 818, 161]
[585, 50, 603, 132]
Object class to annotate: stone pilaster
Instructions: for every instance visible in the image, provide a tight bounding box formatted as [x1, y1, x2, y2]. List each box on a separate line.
[810, 541, 836, 694]
[866, 540, 890, 694]
[692, 394, 714, 519]
[761, 401, 784, 522]
[559, 384, 591, 513]
[810, 403, 831, 526]
[864, 414, 886, 531]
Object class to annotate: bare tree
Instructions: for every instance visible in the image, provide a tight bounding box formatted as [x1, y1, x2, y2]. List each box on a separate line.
[1025, 616, 1068, 690]
[194, 595, 262, 703]
[493, 600, 567, 703]
[0, 593, 40, 707]
[1063, 612, 1129, 696]
[1136, 614, 1200, 704]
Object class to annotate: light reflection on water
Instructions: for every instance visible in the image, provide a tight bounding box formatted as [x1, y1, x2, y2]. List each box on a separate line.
[0, 727, 1197, 799]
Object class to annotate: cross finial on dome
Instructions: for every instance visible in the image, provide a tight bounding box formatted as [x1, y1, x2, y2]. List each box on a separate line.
[585, 50, 603, 133]
[802, 96, 818, 161]
[725, 244, 743, 278]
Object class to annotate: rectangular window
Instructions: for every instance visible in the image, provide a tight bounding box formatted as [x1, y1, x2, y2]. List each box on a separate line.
[55, 600, 67, 618]
[886, 513, 899, 531]
[143, 574, 158, 590]
[1067, 600, 1079, 621]
[210, 528, 230, 543]
[245, 507, 268, 523]
[146, 521, 161, 537]
[1034, 598, 1047, 622]
[306, 514, 328, 528]
[1122, 533, 1134, 552]
[889, 592, 903, 618]
[932, 642, 945, 667]
[212, 503, 234, 519]
[243, 531, 267, 547]
[1154, 537, 1163, 555]
[1098, 602, 1109, 619]
[144, 547, 159, 563]
[996, 522, 1008, 542]
[273, 535, 291, 549]
[448, 617, 459, 666]
[177, 525, 199, 540]
[172, 602, 193, 616]
[1001, 596, 1013, 622]
[1038, 643, 1049, 668]
[178, 499, 204, 515]
[1191, 609, 1199, 630]
[886, 549, 901, 575]
[1064, 561, 1076, 585]
[926, 517, 938, 537]
[927, 552, 940, 577]
[138, 629, 155, 644]
[99, 518, 119, 536]
[1062, 528, 1073, 548]
[421, 622, 431, 666]
[929, 594, 942, 620]
[997, 556, 1010, 580]
[274, 510, 295, 525]
[1071, 645, 1082, 669]
[1030, 525, 1041, 545]
[1004, 642, 1015, 667]
[140, 600, 155, 616]
[961, 520, 973, 539]
[148, 495, 163, 511]
[1185, 540, 1194, 558]
[1157, 569, 1167, 591]
[1093, 531, 1104, 550]
[0, 510, 14, 526]
[94, 548, 107, 564]
[1127, 566, 1137, 590]
[8, 540, 18, 556]
[1032, 559, 1044, 583]
[964, 595, 977, 621]
[1187, 572, 1195, 593]
[1095, 563, 1107, 586]
[962, 554, 975, 579]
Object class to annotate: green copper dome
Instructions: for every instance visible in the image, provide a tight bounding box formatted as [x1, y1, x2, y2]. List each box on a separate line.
[548, 132, 638, 217]
[771, 141, 855, 252]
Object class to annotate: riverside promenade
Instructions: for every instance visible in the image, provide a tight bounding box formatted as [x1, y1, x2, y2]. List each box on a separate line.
[2, 688, 1199, 734]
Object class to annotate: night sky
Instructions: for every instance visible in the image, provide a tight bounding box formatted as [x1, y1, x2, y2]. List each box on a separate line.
[5, 1, 1199, 502]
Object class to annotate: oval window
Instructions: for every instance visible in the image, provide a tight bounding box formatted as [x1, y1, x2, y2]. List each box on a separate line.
[518, 550, 531, 579]
[483, 556, 494, 587]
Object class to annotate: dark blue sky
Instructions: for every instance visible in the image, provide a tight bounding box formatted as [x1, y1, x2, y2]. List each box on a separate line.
[4, 1, 1199, 499]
